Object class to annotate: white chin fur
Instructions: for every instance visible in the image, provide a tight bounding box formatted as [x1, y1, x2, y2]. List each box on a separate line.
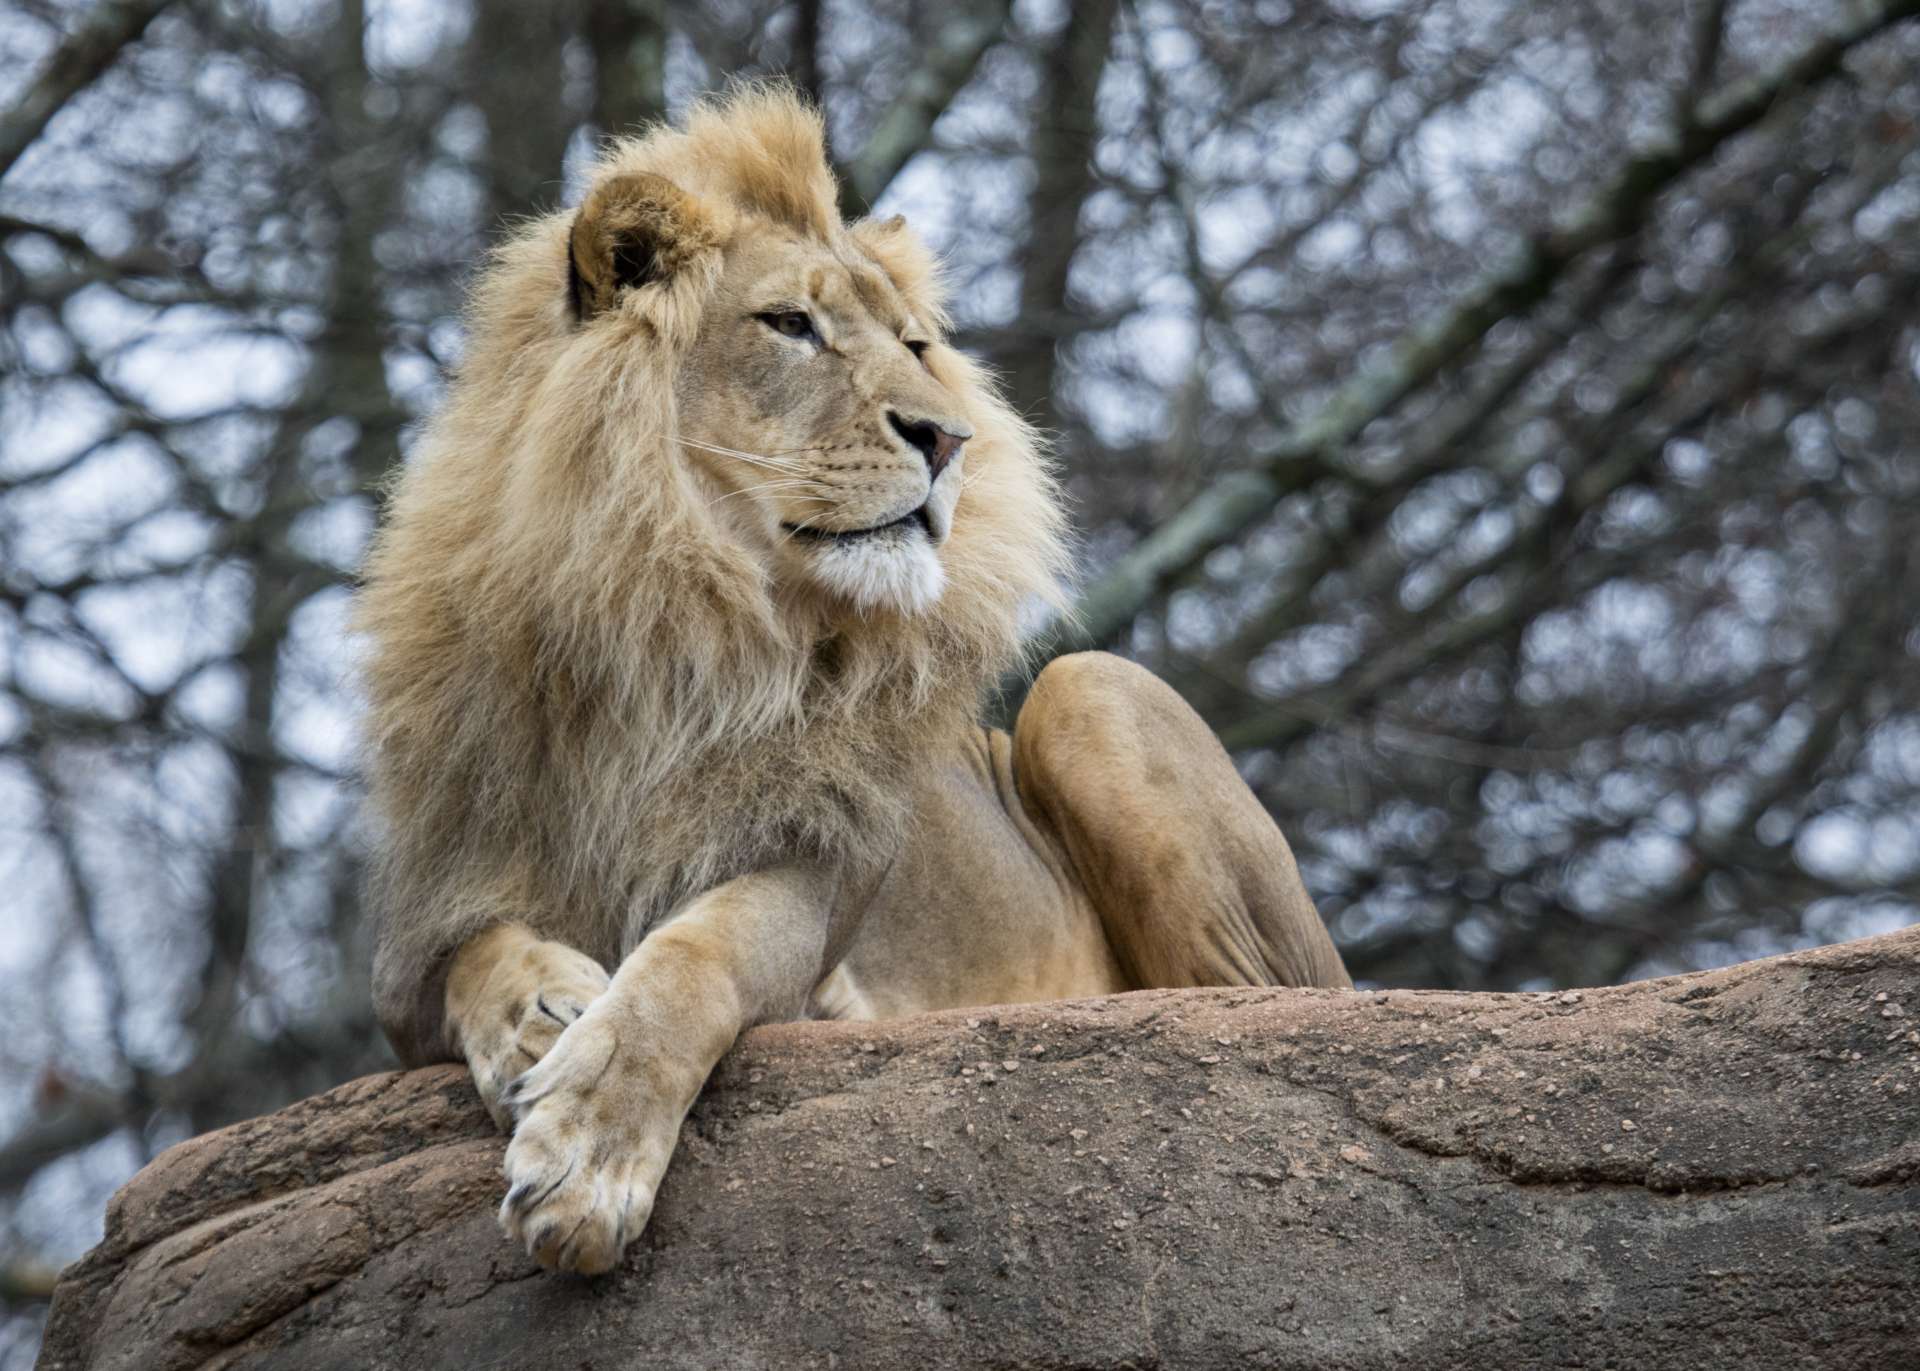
[807, 534, 946, 614]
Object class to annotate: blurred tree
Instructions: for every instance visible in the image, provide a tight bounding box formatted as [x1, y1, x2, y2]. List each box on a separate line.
[3, 0, 1919, 1362]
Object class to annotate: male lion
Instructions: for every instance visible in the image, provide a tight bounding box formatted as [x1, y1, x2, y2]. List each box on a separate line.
[359, 86, 1350, 1276]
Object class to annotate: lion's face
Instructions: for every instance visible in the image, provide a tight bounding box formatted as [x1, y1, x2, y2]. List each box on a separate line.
[560, 123, 1058, 631]
[674, 231, 971, 616]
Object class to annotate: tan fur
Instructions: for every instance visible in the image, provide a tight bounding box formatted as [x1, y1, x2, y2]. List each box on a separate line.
[359, 86, 1070, 1062]
[359, 85, 1347, 1276]
[442, 923, 610, 1131]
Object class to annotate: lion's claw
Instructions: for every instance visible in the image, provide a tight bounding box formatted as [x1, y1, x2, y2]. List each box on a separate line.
[535, 992, 581, 1028]
[496, 1002, 679, 1275]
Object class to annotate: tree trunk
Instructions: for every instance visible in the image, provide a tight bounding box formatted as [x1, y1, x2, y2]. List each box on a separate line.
[1002, 0, 1117, 442]
[35, 928, 1920, 1370]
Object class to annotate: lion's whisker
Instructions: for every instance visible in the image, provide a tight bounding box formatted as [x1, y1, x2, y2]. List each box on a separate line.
[715, 477, 831, 494]
[680, 438, 815, 474]
[778, 509, 837, 543]
[708, 481, 833, 510]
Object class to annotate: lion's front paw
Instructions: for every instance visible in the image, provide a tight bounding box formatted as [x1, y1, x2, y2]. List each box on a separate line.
[457, 944, 611, 1132]
[496, 1005, 689, 1275]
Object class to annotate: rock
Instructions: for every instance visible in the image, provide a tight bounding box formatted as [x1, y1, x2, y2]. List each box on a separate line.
[37, 928, 1920, 1371]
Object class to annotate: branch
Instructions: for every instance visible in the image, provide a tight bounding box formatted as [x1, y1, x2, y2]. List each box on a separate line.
[1212, 250, 1917, 755]
[1684, 0, 1734, 118]
[587, 0, 668, 137]
[0, 1082, 135, 1193]
[0, 1015, 383, 1193]
[836, 0, 1011, 218]
[0, 0, 175, 181]
[0, 1262, 58, 1304]
[788, 0, 823, 111]
[1025, 0, 1920, 671]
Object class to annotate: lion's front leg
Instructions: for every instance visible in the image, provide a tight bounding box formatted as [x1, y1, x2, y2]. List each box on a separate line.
[445, 923, 613, 1131]
[496, 865, 841, 1275]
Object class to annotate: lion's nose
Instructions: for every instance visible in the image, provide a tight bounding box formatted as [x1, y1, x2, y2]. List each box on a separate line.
[888, 413, 966, 482]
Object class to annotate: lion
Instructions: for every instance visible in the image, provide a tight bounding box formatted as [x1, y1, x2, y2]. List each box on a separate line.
[357, 85, 1350, 1277]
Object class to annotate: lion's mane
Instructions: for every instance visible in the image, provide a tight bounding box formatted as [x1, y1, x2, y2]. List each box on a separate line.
[356, 88, 1070, 1058]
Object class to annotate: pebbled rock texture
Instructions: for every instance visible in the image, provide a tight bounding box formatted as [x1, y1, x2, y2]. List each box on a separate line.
[36, 926, 1920, 1370]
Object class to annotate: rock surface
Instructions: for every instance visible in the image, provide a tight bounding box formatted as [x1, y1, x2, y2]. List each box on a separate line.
[37, 927, 1920, 1370]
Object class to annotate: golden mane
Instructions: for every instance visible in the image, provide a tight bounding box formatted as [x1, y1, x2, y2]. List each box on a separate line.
[356, 86, 1070, 1056]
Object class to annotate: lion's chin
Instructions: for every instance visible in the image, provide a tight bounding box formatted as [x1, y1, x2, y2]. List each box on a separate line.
[803, 533, 947, 616]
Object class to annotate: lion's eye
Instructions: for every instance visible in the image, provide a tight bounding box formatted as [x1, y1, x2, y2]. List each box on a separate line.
[759, 310, 819, 344]
[904, 339, 929, 358]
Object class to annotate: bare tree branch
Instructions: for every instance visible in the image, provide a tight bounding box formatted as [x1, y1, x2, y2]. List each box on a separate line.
[1024, 0, 1920, 674]
[0, 0, 174, 181]
[1685, 0, 1734, 115]
[788, 0, 823, 111]
[0, 1263, 57, 1305]
[1001, 0, 1119, 437]
[588, 0, 669, 138]
[836, 1, 1012, 218]
[469, 0, 577, 227]
[0, 1016, 383, 1193]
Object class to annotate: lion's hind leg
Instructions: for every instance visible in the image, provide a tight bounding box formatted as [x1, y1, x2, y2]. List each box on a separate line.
[1012, 652, 1351, 991]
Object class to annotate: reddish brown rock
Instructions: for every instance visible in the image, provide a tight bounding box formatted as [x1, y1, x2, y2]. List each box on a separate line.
[37, 928, 1920, 1369]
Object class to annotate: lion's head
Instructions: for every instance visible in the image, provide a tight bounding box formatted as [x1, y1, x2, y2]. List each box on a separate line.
[358, 87, 1070, 1018]
[448, 83, 1066, 633]
[573, 164, 978, 616]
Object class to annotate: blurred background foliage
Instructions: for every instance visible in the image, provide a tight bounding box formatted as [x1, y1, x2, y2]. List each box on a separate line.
[3, 0, 1919, 1357]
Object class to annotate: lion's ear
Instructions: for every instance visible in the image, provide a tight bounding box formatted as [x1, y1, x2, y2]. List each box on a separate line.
[568, 172, 722, 322]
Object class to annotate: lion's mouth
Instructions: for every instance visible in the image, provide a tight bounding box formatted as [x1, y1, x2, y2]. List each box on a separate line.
[784, 504, 934, 544]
